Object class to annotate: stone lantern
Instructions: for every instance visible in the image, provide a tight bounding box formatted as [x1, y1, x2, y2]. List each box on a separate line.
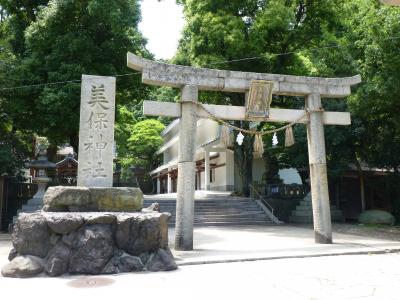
[24, 148, 56, 212]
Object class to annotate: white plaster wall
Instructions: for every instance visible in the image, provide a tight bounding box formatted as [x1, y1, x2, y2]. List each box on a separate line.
[162, 119, 220, 165]
[210, 152, 225, 190]
[195, 119, 220, 149]
[164, 142, 178, 164]
[162, 119, 179, 140]
[200, 151, 235, 191]
[278, 168, 302, 184]
[197, 151, 226, 191]
[199, 170, 204, 190]
[196, 151, 206, 190]
[225, 150, 234, 187]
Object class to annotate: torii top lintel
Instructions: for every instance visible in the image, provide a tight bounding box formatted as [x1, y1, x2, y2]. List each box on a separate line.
[127, 53, 361, 98]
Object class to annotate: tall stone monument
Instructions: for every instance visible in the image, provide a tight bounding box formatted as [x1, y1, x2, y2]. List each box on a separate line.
[77, 75, 116, 187]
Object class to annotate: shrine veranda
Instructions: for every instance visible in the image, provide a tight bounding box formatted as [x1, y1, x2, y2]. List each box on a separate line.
[126, 52, 361, 250]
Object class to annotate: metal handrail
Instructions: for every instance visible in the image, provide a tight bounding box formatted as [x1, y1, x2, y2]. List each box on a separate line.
[249, 183, 275, 218]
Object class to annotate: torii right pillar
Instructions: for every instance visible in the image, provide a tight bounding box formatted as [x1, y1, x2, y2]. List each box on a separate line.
[306, 93, 332, 244]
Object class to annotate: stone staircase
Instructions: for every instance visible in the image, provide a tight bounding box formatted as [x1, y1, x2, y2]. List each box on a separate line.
[289, 192, 344, 223]
[144, 196, 273, 226]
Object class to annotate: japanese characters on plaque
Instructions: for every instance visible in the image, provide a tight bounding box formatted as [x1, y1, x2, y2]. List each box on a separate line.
[77, 75, 116, 187]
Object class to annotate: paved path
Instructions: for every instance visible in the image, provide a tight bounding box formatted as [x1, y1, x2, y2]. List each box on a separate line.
[1, 225, 400, 299]
[170, 225, 400, 265]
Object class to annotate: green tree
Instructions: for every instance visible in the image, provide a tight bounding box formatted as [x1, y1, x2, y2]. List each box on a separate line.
[175, 0, 352, 195]
[343, 0, 400, 219]
[0, 2, 36, 174]
[0, 119, 33, 176]
[0, 0, 49, 56]
[114, 104, 137, 165]
[123, 119, 165, 169]
[275, 0, 400, 186]
[0, 0, 150, 152]
[346, 0, 400, 170]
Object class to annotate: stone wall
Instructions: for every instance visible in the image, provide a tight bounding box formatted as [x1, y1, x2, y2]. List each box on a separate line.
[2, 211, 176, 277]
[1, 186, 177, 278]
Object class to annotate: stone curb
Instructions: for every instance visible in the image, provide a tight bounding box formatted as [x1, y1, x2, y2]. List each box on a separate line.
[176, 248, 400, 266]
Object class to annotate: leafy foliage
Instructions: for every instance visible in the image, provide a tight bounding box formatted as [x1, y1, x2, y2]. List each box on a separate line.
[345, 0, 400, 170]
[0, 115, 33, 175]
[122, 119, 165, 169]
[174, 0, 355, 193]
[1, 0, 150, 150]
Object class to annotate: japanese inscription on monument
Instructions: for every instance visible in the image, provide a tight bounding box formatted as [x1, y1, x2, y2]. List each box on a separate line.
[77, 75, 116, 187]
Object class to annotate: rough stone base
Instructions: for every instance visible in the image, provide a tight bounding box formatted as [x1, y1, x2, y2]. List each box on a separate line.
[1, 210, 177, 278]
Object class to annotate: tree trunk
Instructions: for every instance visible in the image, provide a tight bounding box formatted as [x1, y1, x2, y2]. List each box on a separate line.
[233, 122, 253, 197]
[0, 176, 4, 230]
[228, 93, 253, 196]
[69, 133, 79, 155]
[355, 158, 366, 212]
[46, 144, 58, 163]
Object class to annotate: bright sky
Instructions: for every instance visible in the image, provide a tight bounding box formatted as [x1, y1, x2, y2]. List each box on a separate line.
[139, 0, 185, 60]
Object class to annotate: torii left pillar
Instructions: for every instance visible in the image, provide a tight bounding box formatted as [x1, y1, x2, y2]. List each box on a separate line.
[175, 85, 198, 250]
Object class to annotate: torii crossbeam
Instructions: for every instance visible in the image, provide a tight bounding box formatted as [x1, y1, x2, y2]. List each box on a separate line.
[127, 52, 361, 250]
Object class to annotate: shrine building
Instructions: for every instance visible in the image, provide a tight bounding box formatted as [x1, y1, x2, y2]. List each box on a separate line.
[151, 118, 301, 194]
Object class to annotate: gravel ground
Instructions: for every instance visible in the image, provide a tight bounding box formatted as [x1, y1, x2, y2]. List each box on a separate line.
[332, 223, 400, 241]
[288, 223, 400, 241]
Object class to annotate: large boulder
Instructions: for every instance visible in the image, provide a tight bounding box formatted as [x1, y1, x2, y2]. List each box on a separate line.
[12, 213, 51, 258]
[115, 212, 170, 255]
[146, 248, 178, 272]
[119, 253, 144, 272]
[86, 212, 117, 224]
[1, 256, 44, 278]
[43, 186, 92, 212]
[8, 249, 17, 261]
[68, 224, 115, 274]
[358, 210, 395, 225]
[2, 210, 176, 277]
[45, 241, 71, 277]
[44, 213, 84, 234]
[102, 251, 145, 274]
[90, 187, 143, 212]
[42, 186, 143, 212]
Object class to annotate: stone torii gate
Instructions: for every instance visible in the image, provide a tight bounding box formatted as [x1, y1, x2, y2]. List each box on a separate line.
[127, 52, 361, 250]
